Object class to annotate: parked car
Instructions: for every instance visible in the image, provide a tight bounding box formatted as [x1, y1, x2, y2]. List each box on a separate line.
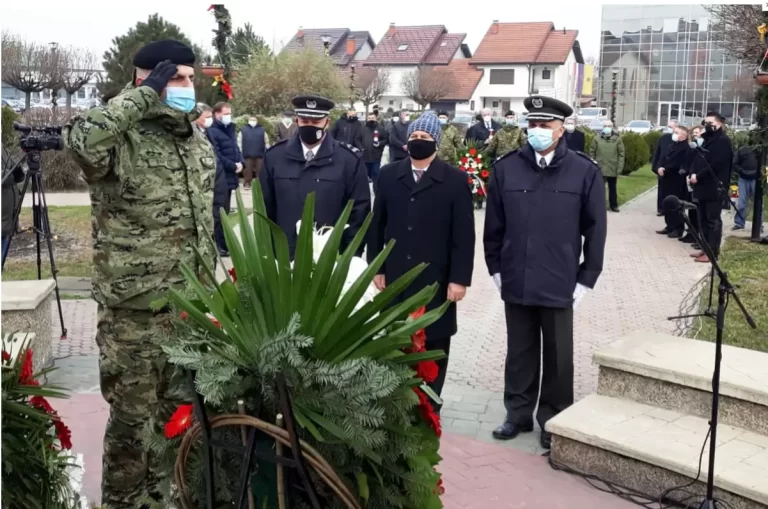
[623, 120, 654, 134]
[517, 113, 529, 130]
[452, 113, 475, 133]
[587, 117, 604, 132]
[1, 98, 24, 112]
[576, 107, 608, 127]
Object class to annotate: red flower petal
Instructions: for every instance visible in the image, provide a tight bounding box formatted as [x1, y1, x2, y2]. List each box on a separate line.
[180, 311, 189, 320]
[19, 350, 34, 385]
[481, 170, 490, 178]
[54, 419, 73, 450]
[416, 360, 439, 383]
[460, 157, 468, 164]
[228, 267, 237, 283]
[469, 148, 477, 156]
[210, 317, 221, 328]
[165, 404, 195, 439]
[30, 395, 55, 414]
[436, 476, 445, 495]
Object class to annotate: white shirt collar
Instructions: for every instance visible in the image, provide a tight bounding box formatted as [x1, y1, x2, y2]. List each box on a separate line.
[301, 142, 320, 159]
[411, 162, 429, 181]
[535, 150, 555, 167]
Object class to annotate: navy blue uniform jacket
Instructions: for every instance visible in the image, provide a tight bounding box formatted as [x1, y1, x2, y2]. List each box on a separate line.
[484, 140, 607, 308]
[260, 133, 371, 256]
[368, 157, 475, 339]
[207, 120, 243, 193]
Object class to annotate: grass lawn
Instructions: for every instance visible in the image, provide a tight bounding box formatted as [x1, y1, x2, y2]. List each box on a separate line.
[616, 164, 657, 206]
[694, 238, 768, 353]
[2, 206, 252, 281]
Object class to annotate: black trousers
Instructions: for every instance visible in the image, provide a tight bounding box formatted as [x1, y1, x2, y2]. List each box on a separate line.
[425, 337, 451, 413]
[213, 188, 232, 251]
[605, 176, 618, 209]
[660, 174, 688, 231]
[503, 303, 574, 429]
[657, 177, 663, 213]
[697, 200, 723, 257]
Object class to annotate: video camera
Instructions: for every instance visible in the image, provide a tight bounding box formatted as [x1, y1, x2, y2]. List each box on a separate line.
[13, 122, 64, 152]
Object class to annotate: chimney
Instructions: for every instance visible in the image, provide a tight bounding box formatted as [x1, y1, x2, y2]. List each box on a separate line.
[346, 38, 356, 56]
[491, 20, 499, 35]
[563, 27, 566, 34]
[297, 26, 304, 40]
[387, 23, 396, 37]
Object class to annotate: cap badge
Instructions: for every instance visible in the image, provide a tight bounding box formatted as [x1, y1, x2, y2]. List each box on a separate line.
[306, 100, 317, 109]
[532, 98, 543, 109]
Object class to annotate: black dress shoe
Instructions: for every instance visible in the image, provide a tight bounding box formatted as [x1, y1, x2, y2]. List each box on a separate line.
[492, 422, 534, 441]
[217, 248, 230, 258]
[667, 229, 684, 239]
[610, 207, 620, 213]
[678, 233, 695, 243]
[540, 431, 552, 449]
[691, 243, 701, 250]
[656, 228, 669, 235]
[656, 211, 664, 217]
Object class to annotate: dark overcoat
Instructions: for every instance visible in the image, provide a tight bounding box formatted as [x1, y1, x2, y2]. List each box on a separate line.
[260, 133, 371, 256]
[368, 157, 476, 339]
[484, 140, 607, 308]
[692, 128, 733, 202]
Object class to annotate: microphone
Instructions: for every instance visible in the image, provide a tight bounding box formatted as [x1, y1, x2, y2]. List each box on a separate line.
[663, 195, 697, 213]
[689, 141, 708, 153]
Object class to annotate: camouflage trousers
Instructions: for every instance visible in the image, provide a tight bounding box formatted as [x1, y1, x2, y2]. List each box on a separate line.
[96, 305, 178, 509]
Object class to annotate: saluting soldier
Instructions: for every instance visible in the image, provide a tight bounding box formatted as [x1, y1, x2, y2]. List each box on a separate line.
[487, 110, 526, 159]
[484, 96, 607, 449]
[260, 95, 371, 256]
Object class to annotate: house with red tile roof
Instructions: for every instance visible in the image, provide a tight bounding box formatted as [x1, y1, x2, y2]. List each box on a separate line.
[363, 23, 475, 114]
[469, 21, 584, 118]
[281, 27, 375, 67]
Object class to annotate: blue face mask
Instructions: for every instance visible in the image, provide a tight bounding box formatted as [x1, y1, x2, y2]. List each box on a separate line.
[602, 127, 612, 136]
[527, 127, 556, 152]
[696, 137, 704, 147]
[164, 86, 195, 113]
[439, 118, 447, 125]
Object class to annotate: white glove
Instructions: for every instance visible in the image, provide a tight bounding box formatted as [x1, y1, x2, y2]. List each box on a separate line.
[573, 283, 589, 309]
[492, 273, 502, 293]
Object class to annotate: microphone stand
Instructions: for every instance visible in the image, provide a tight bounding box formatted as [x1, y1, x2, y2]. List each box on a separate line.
[670, 204, 757, 509]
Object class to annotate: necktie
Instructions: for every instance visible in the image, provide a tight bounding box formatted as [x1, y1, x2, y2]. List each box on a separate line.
[539, 157, 547, 169]
[413, 169, 425, 182]
[305, 150, 314, 162]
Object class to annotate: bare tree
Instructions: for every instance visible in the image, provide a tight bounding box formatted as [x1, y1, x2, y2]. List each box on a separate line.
[705, 5, 765, 65]
[2, 33, 62, 109]
[401, 66, 452, 111]
[47, 43, 69, 112]
[356, 67, 390, 114]
[61, 46, 98, 115]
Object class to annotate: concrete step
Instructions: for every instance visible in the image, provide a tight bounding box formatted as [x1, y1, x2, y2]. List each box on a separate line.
[595, 331, 768, 436]
[547, 394, 768, 509]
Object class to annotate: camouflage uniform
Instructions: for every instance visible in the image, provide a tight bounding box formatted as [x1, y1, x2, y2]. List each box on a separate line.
[437, 123, 463, 163]
[64, 84, 216, 508]
[488, 126, 527, 159]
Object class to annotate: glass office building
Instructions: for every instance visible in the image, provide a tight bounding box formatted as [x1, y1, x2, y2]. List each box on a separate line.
[599, 5, 756, 128]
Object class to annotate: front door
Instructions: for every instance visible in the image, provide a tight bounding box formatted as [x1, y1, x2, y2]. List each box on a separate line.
[657, 102, 682, 128]
[502, 100, 511, 115]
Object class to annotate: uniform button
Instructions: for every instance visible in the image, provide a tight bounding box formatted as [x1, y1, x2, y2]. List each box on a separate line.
[407, 254, 412, 260]
[410, 197, 415, 202]
[408, 226, 413, 231]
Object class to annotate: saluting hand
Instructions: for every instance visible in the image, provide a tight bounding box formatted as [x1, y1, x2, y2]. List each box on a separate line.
[447, 283, 466, 302]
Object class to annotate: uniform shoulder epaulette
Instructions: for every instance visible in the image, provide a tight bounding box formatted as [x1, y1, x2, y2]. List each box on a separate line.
[493, 148, 520, 164]
[266, 139, 288, 152]
[575, 151, 599, 166]
[339, 142, 362, 157]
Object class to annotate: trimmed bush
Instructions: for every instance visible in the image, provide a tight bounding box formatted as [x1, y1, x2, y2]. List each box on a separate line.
[620, 132, 651, 175]
[576, 126, 594, 153]
[727, 130, 750, 152]
[642, 130, 663, 158]
[2, 106, 19, 147]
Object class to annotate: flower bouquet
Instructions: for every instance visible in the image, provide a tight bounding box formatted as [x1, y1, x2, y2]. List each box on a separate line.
[1, 334, 86, 509]
[151, 184, 449, 508]
[455, 139, 490, 209]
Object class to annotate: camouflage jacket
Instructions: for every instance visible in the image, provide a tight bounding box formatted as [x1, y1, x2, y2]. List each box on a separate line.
[437, 124, 463, 163]
[488, 126, 526, 159]
[63, 85, 216, 310]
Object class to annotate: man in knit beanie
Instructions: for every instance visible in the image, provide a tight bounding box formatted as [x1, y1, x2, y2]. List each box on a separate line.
[368, 112, 476, 410]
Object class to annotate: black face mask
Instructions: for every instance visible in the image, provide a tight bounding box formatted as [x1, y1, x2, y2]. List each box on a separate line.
[407, 139, 437, 160]
[704, 124, 718, 134]
[348, 115, 357, 121]
[366, 120, 377, 127]
[299, 125, 325, 145]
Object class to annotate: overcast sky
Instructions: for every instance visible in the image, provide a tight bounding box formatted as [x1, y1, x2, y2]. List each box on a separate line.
[1, 1, 604, 64]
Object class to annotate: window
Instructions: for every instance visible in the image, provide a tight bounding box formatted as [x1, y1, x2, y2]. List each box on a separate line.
[470, 100, 475, 110]
[492, 101, 499, 107]
[542, 69, 552, 80]
[77, 89, 86, 99]
[389, 100, 394, 105]
[397, 44, 408, 51]
[489, 69, 515, 85]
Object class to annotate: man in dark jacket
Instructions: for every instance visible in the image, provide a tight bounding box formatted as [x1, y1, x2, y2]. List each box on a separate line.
[563, 117, 585, 152]
[331, 107, 364, 150]
[359, 111, 388, 192]
[208, 101, 244, 256]
[689, 112, 733, 263]
[240, 115, 267, 189]
[655, 125, 692, 237]
[652, 120, 678, 215]
[368, 113, 475, 406]
[260, 95, 370, 257]
[732, 144, 761, 231]
[466, 107, 502, 145]
[389, 110, 411, 162]
[484, 95, 607, 449]
[1, 146, 25, 263]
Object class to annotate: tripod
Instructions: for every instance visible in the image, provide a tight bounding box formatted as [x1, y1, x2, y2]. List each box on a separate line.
[667, 200, 756, 508]
[2, 151, 67, 339]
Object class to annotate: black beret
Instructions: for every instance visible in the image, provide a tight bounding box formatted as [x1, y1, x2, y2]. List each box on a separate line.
[504, 110, 515, 117]
[132, 40, 196, 70]
[437, 110, 449, 116]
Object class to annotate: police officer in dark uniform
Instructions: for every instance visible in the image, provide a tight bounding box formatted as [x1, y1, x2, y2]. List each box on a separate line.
[484, 95, 607, 449]
[260, 95, 371, 256]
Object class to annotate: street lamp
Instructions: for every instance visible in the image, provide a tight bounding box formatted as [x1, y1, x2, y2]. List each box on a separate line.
[349, 64, 356, 111]
[611, 69, 618, 126]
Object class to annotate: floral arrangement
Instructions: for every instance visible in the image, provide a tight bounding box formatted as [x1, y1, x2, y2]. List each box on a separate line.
[455, 139, 490, 208]
[1, 335, 86, 508]
[149, 186, 448, 508]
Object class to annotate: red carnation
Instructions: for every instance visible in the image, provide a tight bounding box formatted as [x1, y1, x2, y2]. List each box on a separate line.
[30, 395, 55, 414]
[2, 350, 9, 362]
[481, 170, 490, 178]
[436, 476, 445, 495]
[477, 187, 486, 197]
[180, 311, 189, 320]
[19, 350, 36, 385]
[467, 177, 474, 185]
[165, 404, 195, 439]
[460, 157, 468, 164]
[228, 267, 237, 283]
[54, 419, 73, 450]
[417, 360, 439, 383]
[469, 148, 477, 156]
[413, 388, 442, 437]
